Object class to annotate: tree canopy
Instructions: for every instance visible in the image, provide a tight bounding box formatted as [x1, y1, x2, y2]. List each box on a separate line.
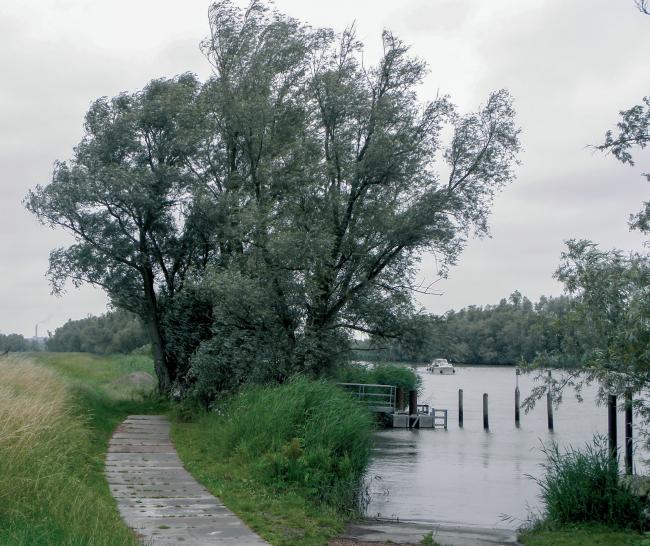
[27, 0, 521, 397]
[524, 0, 650, 417]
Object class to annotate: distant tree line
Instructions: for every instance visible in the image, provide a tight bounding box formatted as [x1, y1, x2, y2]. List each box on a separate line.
[354, 291, 575, 365]
[0, 333, 40, 353]
[46, 310, 149, 355]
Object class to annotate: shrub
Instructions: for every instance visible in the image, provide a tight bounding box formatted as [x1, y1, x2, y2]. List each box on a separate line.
[191, 377, 374, 512]
[532, 436, 646, 531]
[336, 362, 420, 392]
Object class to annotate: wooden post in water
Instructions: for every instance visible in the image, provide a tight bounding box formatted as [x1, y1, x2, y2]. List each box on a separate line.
[608, 394, 617, 462]
[396, 387, 405, 411]
[547, 370, 554, 431]
[483, 393, 489, 431]
[409, 390, 417, 415]
[515, 368, 521, 428]
[515, 387, 520, 428]
[409, 389, 418, 429]
[458, 389, 464, 428]
[625, 389, 633, 475]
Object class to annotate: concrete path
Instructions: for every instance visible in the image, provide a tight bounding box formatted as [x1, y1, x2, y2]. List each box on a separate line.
[105, 415, 269, 546]
[341, 520, 521, 546]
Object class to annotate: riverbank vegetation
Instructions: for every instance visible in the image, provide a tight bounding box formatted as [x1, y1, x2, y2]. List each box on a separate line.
[0, 352, 164, 545]
[172, 378, 374, 545]
[518, 436, 649, 545]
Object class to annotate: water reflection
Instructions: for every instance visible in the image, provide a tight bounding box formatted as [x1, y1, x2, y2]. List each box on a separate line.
[365, 365, 646, 528]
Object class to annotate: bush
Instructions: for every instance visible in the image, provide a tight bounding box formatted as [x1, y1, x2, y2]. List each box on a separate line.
[532, 436, 646, 531]
[191, 377, 374, 512]
[336, 362, 420, 392]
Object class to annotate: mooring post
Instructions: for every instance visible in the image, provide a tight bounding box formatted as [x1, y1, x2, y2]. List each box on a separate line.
[515, 387, 520, 428]
[408, 389, 418, 429]
[625, 389, 633, 475]
[458, 388, 464, 428]
[483, 393, 489, 431]
[396, 387, 405, 411]
[608, 394, 617, 462]
[515, 368, 521, 428]
[547, 370, 554, 431]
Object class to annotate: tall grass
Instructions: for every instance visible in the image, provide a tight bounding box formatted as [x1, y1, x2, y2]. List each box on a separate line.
[0, 355, 139, 544]
[0, 353, 165, 545]
[531, 437, 646, 531]
[181, 378, 374, 511]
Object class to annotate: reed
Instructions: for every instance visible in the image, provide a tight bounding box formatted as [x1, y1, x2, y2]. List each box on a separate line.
[531, 436, 646, 531]
[0, 353, 163, 545]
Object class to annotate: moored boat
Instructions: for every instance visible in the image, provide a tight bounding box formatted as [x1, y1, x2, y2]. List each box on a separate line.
[427, 358, 455, 374]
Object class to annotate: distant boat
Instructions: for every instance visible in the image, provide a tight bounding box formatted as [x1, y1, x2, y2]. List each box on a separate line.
[427, 358, 455, 374]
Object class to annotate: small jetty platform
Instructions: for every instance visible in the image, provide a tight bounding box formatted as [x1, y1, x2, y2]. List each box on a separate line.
[338, 383, 447, 429]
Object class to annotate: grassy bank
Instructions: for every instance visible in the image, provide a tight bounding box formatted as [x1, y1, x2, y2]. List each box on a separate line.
[519, 525, 650, 545]
[0, 352, 165, 545]
[172, 378, 375, 546]
[519, 437, 650, 546]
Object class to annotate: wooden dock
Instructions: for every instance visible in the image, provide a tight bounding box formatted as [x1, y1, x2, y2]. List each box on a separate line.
[338, 383, 447, 429]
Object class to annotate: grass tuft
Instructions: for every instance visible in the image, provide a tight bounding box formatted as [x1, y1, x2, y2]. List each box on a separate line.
[530, 436, 646, 531]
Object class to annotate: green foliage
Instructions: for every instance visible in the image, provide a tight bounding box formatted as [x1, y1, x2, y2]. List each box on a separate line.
[519, 525, 649, 546]
[0, 333, 40, 352]
[531, 437, 646, 531]
[336, 362, 420, 392]
[183, 378, 374, 512]
[46, 310, 149, 355]
[355, 292, 573, 365]
[0, 352, 165, 545]
[25, 73, 219, 392]
[27, 0, 521, 395]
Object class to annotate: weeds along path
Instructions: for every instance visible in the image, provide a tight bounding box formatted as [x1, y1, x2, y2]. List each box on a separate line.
[106, 415, 269, 546]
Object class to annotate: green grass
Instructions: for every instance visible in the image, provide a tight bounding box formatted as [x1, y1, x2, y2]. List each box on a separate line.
[171, 378, 375, 546]
[519, 524, 650, 545]
[531, 438, 645, 530]
[0, 352, 166, 545]
[519, 436, 650, 546]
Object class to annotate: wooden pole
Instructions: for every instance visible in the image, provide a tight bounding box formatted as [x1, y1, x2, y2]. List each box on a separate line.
[396, 387, 405, 411]
[608, 394, 617, 461]
[409, 390, 418, 429]
[458, 389, 464, 428]
[483, 393, 489, 431]
[515, 368, 521, 428]
[409, 390, 417, 415]
[547, 370, 554, 431]
[515, 386, 520, 428]
[625, 389, 633, 475]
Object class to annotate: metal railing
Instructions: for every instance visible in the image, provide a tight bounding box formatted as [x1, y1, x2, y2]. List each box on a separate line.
[337, 383, 396, 413]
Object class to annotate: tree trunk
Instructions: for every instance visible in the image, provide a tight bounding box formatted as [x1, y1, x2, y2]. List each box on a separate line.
[146, 317, 171, 393]
[142, 267, 172, 394]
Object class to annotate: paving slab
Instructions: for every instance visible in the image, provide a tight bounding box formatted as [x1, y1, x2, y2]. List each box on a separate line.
[106, 415, 269, 546]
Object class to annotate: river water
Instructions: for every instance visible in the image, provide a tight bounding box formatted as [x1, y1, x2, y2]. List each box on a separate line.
[365, 365, 646, 529]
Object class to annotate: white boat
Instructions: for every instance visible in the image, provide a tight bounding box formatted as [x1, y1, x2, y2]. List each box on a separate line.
[427, 358, 455, 374]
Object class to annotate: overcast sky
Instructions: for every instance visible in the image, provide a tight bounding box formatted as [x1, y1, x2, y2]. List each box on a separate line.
[1, 0, 649, 338]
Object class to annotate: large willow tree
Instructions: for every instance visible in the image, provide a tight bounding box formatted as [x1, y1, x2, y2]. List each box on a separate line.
[188, 1, 521, 395]
[27, 0, 521, 396]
